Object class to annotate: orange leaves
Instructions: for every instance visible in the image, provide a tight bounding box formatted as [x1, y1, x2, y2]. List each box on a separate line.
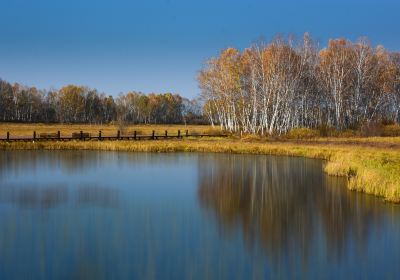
[319, 39, 354, 72]
[240, 48, 256, 76]
[198, 33, 400, 133]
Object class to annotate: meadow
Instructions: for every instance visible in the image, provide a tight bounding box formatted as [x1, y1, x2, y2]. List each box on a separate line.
[0, 123, 219, 138]
[1, 123, 400, 203]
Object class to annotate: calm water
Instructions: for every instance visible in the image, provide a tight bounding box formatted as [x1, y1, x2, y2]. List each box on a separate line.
[0, 151, 399, 279]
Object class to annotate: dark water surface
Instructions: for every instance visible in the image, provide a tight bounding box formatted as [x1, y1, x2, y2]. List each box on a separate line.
[0, 151, 399, 279]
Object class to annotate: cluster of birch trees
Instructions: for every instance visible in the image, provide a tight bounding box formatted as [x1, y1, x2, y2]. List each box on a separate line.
[0, 81, 203, 124]
[198, 33, 400, 134]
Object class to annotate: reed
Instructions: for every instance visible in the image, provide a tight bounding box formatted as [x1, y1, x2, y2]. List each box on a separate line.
[1, 138, 400, 203]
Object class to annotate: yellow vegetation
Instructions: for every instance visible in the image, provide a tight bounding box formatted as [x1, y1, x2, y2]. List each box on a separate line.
[0, 123, 218, 137]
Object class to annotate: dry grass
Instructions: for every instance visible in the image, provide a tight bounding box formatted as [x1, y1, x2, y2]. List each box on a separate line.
[1, 135, 400, 203]
[299, 136, 400, 147]
[284, 127, 321, 139]
[0, 123, 220, 138]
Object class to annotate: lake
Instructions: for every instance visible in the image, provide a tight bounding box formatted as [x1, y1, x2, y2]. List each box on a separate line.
[0, 151, 399, 279]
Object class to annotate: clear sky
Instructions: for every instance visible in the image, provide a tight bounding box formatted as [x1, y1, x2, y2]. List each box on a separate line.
[0, 0, 399, 98]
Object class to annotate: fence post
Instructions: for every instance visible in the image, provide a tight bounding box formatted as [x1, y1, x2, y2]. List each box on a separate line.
[165, 130, 168, 137]
[80, 130, 83, 140]
[58, 131, 61, 139]
[7, 132, 9, 141]
[117, 130, 120, 139]
[134, 130, 137, 140]
[152, 130, 155, 140]
[178, 130, 180, 138]
[99, 130, 102, 141]
[185, 129, 188, 137]
[33, 131, 36, 140]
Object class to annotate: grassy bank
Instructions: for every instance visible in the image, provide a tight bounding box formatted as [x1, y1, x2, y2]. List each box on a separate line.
[1, 138, 400, 203]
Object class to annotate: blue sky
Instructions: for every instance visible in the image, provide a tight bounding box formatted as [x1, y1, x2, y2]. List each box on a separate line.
[0, 0, 399, 98]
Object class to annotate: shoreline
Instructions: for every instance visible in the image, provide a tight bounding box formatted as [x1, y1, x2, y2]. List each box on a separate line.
[1, 138, 399, 203]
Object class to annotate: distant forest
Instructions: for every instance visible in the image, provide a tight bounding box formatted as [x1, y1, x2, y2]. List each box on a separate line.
[2, 34, 400, 133]
[0, 81, 204, 124]
[199, 33, 400, 134]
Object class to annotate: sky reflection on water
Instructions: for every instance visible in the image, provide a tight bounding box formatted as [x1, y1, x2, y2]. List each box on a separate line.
[0, 151, 399, 279]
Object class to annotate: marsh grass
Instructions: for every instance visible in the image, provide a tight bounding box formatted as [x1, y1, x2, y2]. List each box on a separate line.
[1, 137, 400, 203]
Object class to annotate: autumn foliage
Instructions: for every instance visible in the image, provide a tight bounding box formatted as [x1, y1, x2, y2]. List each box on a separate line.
[198, 34, 400, 134]
[0, 83, 203, 124]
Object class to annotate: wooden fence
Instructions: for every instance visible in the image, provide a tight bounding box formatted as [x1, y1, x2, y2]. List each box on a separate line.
[0, 130, 227, 142]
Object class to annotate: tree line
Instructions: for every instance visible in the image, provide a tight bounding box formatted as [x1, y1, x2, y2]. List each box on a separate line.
[198, 33, 400, 134]
[0, 81, 203, 124]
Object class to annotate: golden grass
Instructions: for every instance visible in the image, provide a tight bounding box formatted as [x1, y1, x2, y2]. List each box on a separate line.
[0, 123, 219, 138]
[302, 136, 400, 145]
[1, 136, 400, 203]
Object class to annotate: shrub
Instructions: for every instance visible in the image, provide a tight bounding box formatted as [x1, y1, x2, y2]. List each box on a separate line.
[285, 128, 320, 139]
[360, 121, 384, 137]
[317, 125, 343, 137]
[241, 134, 262, 142]
[382, 125, 400, 137]
[337, 129, 357, 137]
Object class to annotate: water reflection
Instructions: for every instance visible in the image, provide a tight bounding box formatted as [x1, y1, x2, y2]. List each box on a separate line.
[0, 184, 69, 208]
[0, 183, 118, 208]
[198, 154, 396, 262]
[0, 150, 190, 177]
[76, 185, 119, 207]
[0, 151, 399, 279]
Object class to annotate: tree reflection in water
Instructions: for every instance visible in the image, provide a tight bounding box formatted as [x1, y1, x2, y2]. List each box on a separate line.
[0, 151, 399, 278]
[197, 154, 393, 263]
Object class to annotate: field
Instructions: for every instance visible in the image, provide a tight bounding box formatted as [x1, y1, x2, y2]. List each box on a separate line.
[1, 123, 400, 203]
[0, 123, 219, 138]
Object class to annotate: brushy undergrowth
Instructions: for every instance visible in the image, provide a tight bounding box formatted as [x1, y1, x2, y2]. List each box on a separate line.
[285, 128, 321, 139]
[1, 138, 400, 203]
[382, 124, 400, 137]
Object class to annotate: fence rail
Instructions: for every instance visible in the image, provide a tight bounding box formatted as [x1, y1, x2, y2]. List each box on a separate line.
[0, 130, 227, 142]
